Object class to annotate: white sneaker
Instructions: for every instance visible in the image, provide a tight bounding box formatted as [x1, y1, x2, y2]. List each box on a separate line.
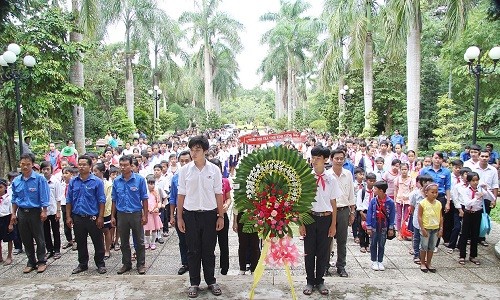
[433, 247, 438, 253]
[378, 262, 385, 271]
[239, 270, 246, 275]
[371, 261, 379, 271]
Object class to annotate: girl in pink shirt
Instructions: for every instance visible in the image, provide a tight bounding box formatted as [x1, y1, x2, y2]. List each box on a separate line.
[394, 163, 415, 240]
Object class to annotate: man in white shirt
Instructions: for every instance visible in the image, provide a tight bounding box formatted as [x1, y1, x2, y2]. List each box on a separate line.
[326, 148, 355, 278]
[463, 144, 481, 169]
[300, 146, 340, 296]
[177, 135, 225, 298]
[474, 150, 499, 246]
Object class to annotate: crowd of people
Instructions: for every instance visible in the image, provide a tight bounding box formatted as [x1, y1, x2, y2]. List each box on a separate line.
[0, 126, 498, 298]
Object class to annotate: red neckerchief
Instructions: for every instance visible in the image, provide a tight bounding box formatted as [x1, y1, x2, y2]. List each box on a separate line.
[376, 196, 387, 225]
[455, 175, 460, 184]
[316, 173, 325, 191]
[469, 186, 477, 199]
[367, 189, 373, 201]
[370, 157, 375, 169]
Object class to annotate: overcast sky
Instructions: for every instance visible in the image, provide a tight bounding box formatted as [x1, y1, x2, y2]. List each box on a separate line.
[103, 0, 324, 89]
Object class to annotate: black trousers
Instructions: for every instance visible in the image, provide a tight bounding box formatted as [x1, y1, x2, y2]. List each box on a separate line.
[304, 214, 333, 286]
[458, 210, 481, 259]
[73, 214, 105, 268]
[13, 224, 23, 250]
[236, 213, 260, 272]
[358, 211, 370, 248]
[43, 214, 61, 254]
[17, 208, 46, 267]
[61, 205, 73, 242]
[216, 213, 230, 271]
[184, 210, 217, 286]
[436, 195, 451, 246]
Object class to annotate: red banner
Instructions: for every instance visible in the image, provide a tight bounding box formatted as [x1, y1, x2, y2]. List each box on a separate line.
[239, 131, 306, 145]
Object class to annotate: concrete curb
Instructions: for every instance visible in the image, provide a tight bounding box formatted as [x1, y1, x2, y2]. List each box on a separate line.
[495, 240, 500, 260]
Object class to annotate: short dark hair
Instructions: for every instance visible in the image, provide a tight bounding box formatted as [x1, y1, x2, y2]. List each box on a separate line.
[0, 178, 8, 187]
[480, 149, 490, 156]
[153, 164, 162, 170]
[311, 146, 330, 159]
[433, 151, 444, 159]
[109, 166, 120, 174]
[365, 173, 377, 180]
[354, 167, 364, 175]
[391, 159, 401, 166]
[375, 157, 384, 163]
[40, 161, 52, 170]
[485, 143, 493, 149]
[380, 140, 389, 146]
[119, 155, 133, 165]
[20, 153, 35, 163]
[330, 148, 345, 159]
[418, 175, 434, 186]
[451, 159, 463, 167]
[374, 181, 388, 193]
[7, 171, 20, 181]
[78, 155, 92, 166]
[178, 150, 191, 159]
[469, 144, 481, 151]
[209, 158, 222, 171]
[459, 167, 471, 176]
[188, 135, 210, 151]
[94, 162, 106, 173]
[466, 171, 480, 182]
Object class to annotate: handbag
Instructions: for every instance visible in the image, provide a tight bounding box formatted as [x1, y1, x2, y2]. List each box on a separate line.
[479, 199, 491, 238]
[400, 211, 413, 240]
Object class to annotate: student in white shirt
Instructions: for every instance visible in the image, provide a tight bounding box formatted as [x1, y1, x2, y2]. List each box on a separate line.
[0, 179, 14, 265]
[177, 135, 224, 298]
[356, 173, 377, 253]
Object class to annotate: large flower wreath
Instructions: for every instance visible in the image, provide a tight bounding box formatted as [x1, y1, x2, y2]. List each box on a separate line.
[234, 146, 317, 299]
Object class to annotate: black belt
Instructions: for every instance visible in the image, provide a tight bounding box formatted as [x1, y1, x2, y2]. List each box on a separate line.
[337, 206, 350, 211]
[19, 207, 41, 213]
[184, 209, 217, 213]
[310, 211, 332, 217]
[73, 214, 97, 220]
[464, 209, 481, 214]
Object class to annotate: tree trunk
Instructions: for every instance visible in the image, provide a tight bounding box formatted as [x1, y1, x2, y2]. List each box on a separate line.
[70, 0, 85, 155]
[125, 55, 135, 123]
[338, 78, 345, 135]
[0, 107, 16, 177]
[406, 7, 421, 151]
[204, 45, 213, 112]
[363, 32, 373, 131]
[281, 77, 287, 119]
[287, 56, 292, 128]
[275, 80, 280, 119]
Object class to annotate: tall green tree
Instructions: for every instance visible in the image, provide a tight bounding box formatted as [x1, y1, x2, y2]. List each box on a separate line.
[179, 0, 244, 114]
[102, 0, 160, 123]
[259, 0, 320, 127]
[322, 0, 378, 133]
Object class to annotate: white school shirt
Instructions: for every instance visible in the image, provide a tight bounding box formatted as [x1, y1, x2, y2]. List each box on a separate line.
[177, 160, 223, 211]
[474, 164, 499, 191]
[326, 168, 355, 208]
[458, 185, 494, 212]
[311, 171, 342, 212]
[47, 176, 64, 216]
[356, 188, 373, 211]
[409, 189, 425, 229]
[374, 168, 386, 182]
[0, 193, 11, 217]
[463, 159, 479, 170]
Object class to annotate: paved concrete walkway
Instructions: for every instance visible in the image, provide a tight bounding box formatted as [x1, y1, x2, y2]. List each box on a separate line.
[1, 217, 499, 299]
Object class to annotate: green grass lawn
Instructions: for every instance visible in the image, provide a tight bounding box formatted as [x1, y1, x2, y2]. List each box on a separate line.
[491, 203, 500, 223]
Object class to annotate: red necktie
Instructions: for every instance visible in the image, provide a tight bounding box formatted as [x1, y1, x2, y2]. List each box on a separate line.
[316, 174, 325, 191]
[470, 187, 476, 199]
[370, 158, 375, 169]
[359, 184, 363, 190]
[367, 189, 373, 200]
[456, 177, 460, 184]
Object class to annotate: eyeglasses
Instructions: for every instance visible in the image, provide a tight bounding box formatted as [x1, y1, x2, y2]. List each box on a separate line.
[147, 181, 155, 184]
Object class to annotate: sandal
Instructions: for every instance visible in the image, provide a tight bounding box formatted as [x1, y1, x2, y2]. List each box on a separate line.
[114, 244, 121, 251]
[428, 267, 437, 273]
[420, 265, 428, 273]
[188, 286, 199, 298]
[360, 248, 366, 253]
[303, 284, 313, 295]
[132, 252, 136, 261]
[354, 238, 360, 244]
[413, 258, 420, 264]
[317, 283, 329, 295]
[458, 258, 465, 265]
[208, 283, 222, 296]
[409, 249, 414, 255]
[469, 258, 481, 265]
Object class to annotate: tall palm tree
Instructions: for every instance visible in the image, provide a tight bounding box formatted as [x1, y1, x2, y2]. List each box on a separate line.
[179, 0, 243, 113]
[322, 0, 377, 133]
[383, 0, 474, 150]
[260, 0, 320, 127]
[70, 0, 102, 155]
[102, 0, 159, 124]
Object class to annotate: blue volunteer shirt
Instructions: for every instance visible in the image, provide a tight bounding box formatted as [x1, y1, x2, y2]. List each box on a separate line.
[66, 174, 106, 216]
[169, 173, 179, 206]
[419, 166, 451, 195]
[112, 172, 148, 213]
[11, 171, 50, 209]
